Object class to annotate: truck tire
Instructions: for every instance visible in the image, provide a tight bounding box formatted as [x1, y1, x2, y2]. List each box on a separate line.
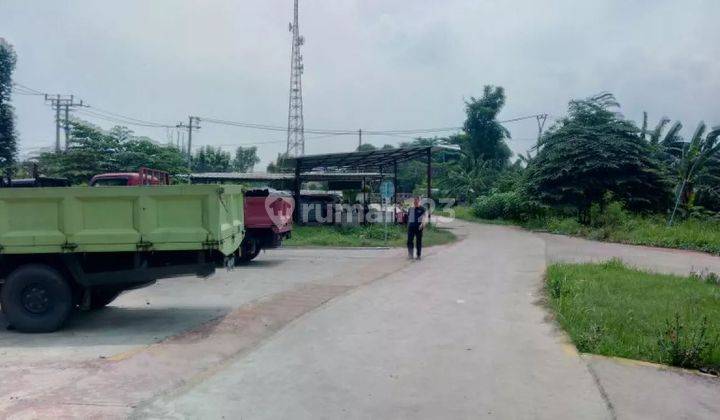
[89, 287, 122, 310]
[237, 239, 261, 263]
[0, 264, 73, 333]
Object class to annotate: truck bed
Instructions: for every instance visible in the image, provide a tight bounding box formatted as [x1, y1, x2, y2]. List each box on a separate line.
[0, 185, 244, 256]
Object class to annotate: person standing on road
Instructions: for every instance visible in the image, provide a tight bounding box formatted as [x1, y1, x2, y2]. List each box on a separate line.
[407, 197, 428, 260]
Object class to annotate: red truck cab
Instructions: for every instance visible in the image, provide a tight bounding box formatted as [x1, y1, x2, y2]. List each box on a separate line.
[90, 168, 170, 187]
[239, 189, 294, 262]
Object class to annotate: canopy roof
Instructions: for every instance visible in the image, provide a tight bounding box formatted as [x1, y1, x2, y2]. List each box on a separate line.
[190, 171, 382, 183]
[285, 145, 458, 172]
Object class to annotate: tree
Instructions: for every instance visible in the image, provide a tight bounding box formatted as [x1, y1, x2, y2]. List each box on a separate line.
[0, 38, 17, 175]
[666, 122, 720, 223]
[37, 120, 188, 184]
[449, 85, 511, 168]
[192, 145, 232, 173]
[525, 93, 671, 223]
[232, 146, 260, 172]
[356, 143, 377, 152]
[267, 153, 290, 173]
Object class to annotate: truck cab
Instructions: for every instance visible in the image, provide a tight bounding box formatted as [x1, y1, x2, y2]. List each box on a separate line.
[238, 188, 294, 262]
[89, 168, 170, 187]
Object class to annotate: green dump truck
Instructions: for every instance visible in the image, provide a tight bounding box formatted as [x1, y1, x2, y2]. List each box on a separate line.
[0, 184, 244, 332]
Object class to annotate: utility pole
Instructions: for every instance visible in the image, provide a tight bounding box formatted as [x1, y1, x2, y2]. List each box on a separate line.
[45, 94, 85, 152]
[177, 116, 200, 169]
[286, 0, 306, 157]
[536, 113, 548, 141]
[358, 129, 362, 150]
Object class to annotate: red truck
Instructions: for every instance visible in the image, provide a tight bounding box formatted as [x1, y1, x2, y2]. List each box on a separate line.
[89, 170, 293, 263]
[239, 189, 293, 262]
[90, 167, 170, 187]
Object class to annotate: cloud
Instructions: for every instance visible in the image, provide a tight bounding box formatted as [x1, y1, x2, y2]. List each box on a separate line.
[2, 0, 718, 166]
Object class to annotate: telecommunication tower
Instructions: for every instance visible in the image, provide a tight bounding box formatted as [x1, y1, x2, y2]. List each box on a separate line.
[286, 0, 305, 157]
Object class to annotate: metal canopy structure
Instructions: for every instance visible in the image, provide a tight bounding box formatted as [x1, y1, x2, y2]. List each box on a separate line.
[284, 146, 458, 222]
[190, 172, 382, 183]
[285, 145, 457, 172]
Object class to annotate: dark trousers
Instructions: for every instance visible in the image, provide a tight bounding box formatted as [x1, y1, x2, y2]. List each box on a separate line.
[407, 225, 423, 257]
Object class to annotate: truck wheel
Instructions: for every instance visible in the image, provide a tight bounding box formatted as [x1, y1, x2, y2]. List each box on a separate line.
[0, 264, 73, 333]
[89, 287, 122, 310]
[237, 239, 261, 263]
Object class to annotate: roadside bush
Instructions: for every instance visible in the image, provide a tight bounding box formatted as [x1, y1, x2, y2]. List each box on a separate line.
[657, 314, 717, 369]
[472, 191, 542, 221]
[590, 201, 629, 228]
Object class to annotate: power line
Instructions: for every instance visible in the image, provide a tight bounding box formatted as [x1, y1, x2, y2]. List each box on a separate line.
[85, 105, 175, 127]
[13, 81, 548, 152]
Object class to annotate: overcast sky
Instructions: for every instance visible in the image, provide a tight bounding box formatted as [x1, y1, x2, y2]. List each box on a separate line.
[2, 0, 719, 169]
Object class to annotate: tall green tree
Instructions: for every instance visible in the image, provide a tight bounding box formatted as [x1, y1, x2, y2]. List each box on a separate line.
[526, 93, 671, 223]
[192, 145, 232, 173]
[449, 85, 511, 168]
[0, 38, 17, 175]
[232, 146, 260, 172]
[666, 122, 720, 223]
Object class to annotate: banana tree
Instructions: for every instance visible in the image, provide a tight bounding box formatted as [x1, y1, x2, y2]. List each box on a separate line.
[668, 122, 720, 225]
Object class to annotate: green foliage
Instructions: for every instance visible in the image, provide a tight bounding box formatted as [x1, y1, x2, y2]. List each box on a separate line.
[524, 210, 720, 254]
[546, 261, 720, 368]
[396, 137, 458, 195]
[658, 314, 716, 369]
[451, 85, 512, 168]
[0, 38, 17, 173]
[192, 145, 231, 172]
[285, 224, 456, 248]
[440, 157, 499, 202]
[267, 153, 290, 173]
[526, 93, 672, 223]
[191, 145, 260, 173]
[589, 200, 627, 228]
[472, 190, 543, 221]
[37, 120, 188, 184]
[666, 122, 720, 222]
[232, 146, 260, 172]
[356, 143, 377, 152]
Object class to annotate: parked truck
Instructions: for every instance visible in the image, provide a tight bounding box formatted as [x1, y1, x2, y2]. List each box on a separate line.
[239, 189, 293, 262]
[0, 184, 244, 332]
[89, 171, 294, 263]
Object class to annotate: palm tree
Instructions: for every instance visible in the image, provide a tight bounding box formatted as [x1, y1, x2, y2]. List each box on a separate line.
[668, 122, 720, 225]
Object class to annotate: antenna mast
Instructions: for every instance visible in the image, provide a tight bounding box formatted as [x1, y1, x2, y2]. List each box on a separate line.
[286, 0, 305, 157]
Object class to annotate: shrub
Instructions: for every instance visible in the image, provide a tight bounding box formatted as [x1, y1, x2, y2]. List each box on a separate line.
[590, 201, 629, 228]
[657, 314, 716, 369]
[472, 191, 542, 221]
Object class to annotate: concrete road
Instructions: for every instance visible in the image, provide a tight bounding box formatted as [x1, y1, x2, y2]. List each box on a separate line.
[1, 222, 719, 419]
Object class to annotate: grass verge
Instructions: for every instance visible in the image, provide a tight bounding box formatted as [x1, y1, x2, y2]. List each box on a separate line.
[546, 260, 720, 370]
[285, 224, 457, 248]
[453, 205, 720, 255]
[528, 215, 720, 255]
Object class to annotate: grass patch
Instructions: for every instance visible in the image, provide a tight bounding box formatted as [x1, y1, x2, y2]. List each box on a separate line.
[285, 224, 456, 248]
[527, 215, 720, 255]
[457, 201, 720, 255]
[546, 260, 720, 370]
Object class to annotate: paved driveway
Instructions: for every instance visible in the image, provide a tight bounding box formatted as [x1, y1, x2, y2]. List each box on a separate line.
[1, 222, 718, 419]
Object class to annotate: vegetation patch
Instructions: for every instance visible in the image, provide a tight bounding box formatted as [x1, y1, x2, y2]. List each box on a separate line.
[546, 260, 720, 370]
[285, 224, 456, 248]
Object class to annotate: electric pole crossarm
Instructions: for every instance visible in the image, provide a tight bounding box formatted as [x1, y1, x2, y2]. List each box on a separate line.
[178, 116, 200, 169]
[45, 93, 86, 152]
